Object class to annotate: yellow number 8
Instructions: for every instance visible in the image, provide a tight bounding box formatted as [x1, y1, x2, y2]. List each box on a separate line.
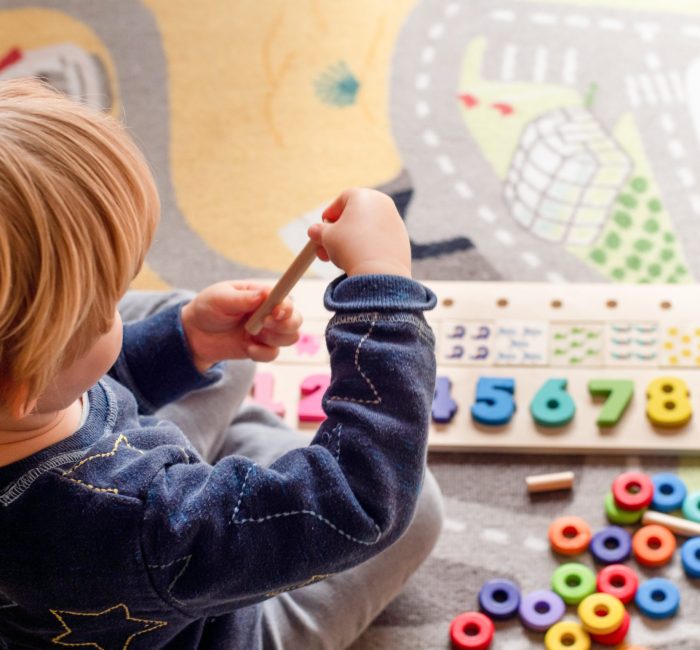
[646, 377, 692, 428]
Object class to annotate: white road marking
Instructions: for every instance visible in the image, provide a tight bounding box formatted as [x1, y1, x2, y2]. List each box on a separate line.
[428, 23, 445, 40]
[626, 77, 641, 107]
[421, 46, 435, 64]
[501, 44, 517, 81]
[654, 73, 673, 104]
[522, 252, 542, 268]
[660, 112, 676, 133]
[668, 139, 685, 159]
[437, 155, 456, 175]
[532, 13, 557, 26]
[491, 9, 516, 22]
[600, 18, 624, 31]
[415, 73, 430, 90]
[670, 71, 686, 101]
[634, 22, 660, 42]
[445, 2, 460, 18]
[645, 52, 661, 70]
[454, 181, 474, 200]
[690, 195, 700, 214]
[477, 205, 497, 223]
[638, 74, 658, 104]
[495, 229, 515, 246]
[565, 14, 590, 28]
[678, 167, 695, 188]
[415, 100, 430, 118]
[523, 535, 549, 552]
[533, 46, 548, 83]
[562, 47, 578, 85]
[547, 271, 566, 282]
[423, 129, 440, 147]
[481, 528, 510, 544]
[444, 518, 467, 532]
[683, 25, 700, 38]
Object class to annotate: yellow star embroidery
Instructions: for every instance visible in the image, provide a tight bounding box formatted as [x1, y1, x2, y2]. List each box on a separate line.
[50, 603, 166, 649]
[61, 434, 143, 495]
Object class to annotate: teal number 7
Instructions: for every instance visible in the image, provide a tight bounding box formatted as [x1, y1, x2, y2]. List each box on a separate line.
[588, 379, 634, 427]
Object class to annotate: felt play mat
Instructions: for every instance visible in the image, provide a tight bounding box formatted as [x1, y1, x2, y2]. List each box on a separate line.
[2, 0, 700, 647]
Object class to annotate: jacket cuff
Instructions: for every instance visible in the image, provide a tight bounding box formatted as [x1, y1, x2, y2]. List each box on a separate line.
[323, 274, 437, 312]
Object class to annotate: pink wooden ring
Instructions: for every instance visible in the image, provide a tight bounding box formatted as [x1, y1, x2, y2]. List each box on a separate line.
[612, 471, 653, 511]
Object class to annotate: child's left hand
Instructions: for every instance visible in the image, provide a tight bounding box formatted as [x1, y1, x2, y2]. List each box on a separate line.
[180, 281, 302, 372]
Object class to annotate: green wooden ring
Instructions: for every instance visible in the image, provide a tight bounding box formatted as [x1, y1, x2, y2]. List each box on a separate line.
[551, 563, 596, 605]
[605, 491, 645, 525]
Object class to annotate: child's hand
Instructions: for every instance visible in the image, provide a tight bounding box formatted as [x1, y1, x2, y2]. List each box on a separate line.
[181, 281, 302, 372]
[307, 188, 412, 278]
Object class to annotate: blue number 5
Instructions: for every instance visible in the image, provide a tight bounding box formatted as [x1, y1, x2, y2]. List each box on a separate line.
[471, 377, 516, 426]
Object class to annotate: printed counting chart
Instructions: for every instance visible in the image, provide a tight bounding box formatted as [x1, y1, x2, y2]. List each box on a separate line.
[250, 280, 700, 455]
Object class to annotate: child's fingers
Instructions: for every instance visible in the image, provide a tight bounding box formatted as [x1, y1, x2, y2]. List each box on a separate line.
[212, 284, 265, 316]
[255, 328, 300, 349]
[246, 341, 280, 363]
[321, 189, 352, 223]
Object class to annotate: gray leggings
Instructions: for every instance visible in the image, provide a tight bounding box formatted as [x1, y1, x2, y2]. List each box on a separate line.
[118, 290, 444, 650]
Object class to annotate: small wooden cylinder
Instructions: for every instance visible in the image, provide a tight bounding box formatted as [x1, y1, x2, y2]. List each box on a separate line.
[641, 509, 700, 537]
[526, 471, 575, 493]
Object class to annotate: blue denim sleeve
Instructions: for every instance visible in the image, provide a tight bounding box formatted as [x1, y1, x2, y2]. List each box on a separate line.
[140, 275, 437, 616]
[109, 303, 222, 413]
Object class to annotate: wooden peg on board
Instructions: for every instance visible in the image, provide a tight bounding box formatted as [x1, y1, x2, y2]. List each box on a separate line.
[245, 240, 319, 336]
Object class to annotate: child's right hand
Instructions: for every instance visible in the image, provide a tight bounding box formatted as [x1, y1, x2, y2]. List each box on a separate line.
[307, 188, 412, 278]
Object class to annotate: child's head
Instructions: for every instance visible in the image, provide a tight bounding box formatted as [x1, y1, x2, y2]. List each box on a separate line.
[0, 78, 160, 417]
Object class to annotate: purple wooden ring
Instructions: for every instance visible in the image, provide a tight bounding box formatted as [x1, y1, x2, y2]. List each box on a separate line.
[590, 525, 632, 565]
[518, 589, 566, 632]
[478, 578, 520, 620]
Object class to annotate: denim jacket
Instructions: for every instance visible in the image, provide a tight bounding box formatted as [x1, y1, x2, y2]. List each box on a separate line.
[0, 275, 436, 648]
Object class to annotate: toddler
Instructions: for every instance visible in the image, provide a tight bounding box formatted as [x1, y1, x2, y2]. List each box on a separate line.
[0, 79, 443, 649]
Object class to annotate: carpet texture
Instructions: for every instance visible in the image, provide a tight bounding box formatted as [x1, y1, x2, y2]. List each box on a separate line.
[2, 1, 700, 647]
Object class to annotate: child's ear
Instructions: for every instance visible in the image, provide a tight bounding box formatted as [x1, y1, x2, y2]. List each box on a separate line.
[8, 385, 37, 420]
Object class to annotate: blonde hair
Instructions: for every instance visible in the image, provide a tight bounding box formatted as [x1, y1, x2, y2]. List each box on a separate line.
[0, 78, 160, 414]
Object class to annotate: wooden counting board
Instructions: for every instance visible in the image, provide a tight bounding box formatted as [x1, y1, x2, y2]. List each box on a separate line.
[250, 280, 700, 456]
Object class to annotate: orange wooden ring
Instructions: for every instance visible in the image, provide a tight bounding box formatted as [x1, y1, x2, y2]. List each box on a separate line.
[632, 524, 677, 567]
[548, 516, 592, 556]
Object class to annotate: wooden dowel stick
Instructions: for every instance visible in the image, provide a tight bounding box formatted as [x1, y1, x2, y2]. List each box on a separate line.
[244, 240, 319, 336]
[641, 510, 700, 537]
[526, 471, 575, 493]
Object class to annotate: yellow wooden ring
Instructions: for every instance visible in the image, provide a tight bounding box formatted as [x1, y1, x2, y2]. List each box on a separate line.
[544, 621, 591, 650]
[577, 592, 625, 635]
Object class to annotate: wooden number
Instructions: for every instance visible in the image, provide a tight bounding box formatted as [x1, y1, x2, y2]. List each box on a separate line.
[471, 377, 516, 426]
[432, 376, 459, 423]
[299, 374, 331, 423]
[530, 378, 575, 428]
[646, 377, 692, 428]
[251, 373, 286, 417]
[588, 379, 634, 427]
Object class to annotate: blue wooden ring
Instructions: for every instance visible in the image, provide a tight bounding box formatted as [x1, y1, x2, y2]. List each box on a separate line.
[682, 491, 700, 523]
[589, 526, 632, 565]
[651, 473, 687, 512]
[478, 578, 520, 620]
[635, 578, 680, 619]
[518, 589, 565, 632]
[681, 537, 700, 579]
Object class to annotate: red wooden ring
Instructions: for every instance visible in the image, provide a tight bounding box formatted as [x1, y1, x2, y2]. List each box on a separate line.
[596, 564, 639, 604]
[548, 516, 592, 555]
[612, 472, 653, 510]
[632, 524, 677, 567]
[449, 611, 494, 649]
[590, 609, 630, 645]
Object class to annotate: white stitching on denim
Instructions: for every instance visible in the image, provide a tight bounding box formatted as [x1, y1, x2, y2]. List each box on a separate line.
[328, 319, 381, 406]
[147, 555, 192, 607]
[229, 455, 381, 546]
[231, 464, 255, 521]
[0, 450, 86, 507]
[234, 509, 381, 546]
[327, 312, 435, 345]
[333, 424, 342, 463]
